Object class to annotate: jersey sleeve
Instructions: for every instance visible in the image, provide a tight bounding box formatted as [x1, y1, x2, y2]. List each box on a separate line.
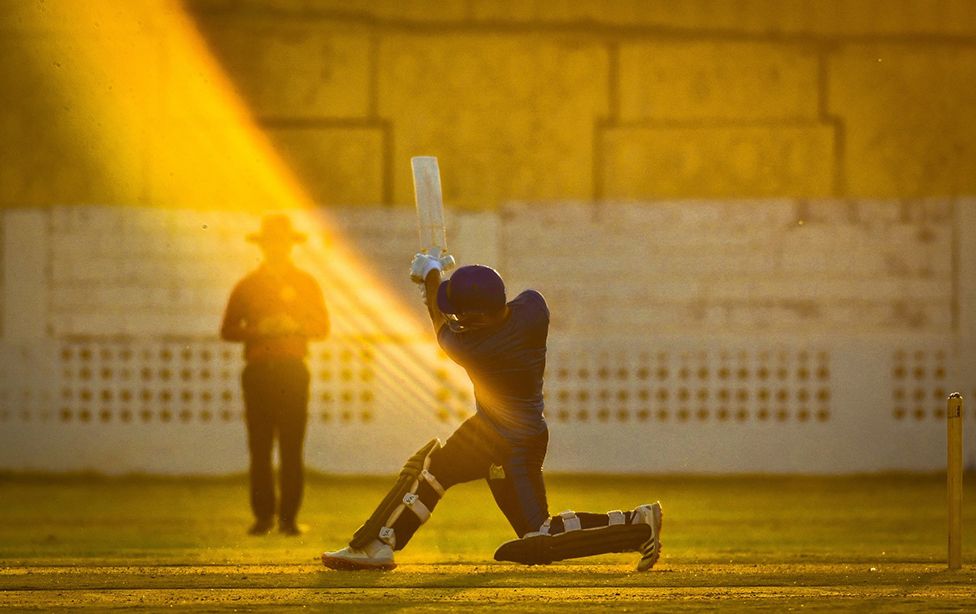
[220, 279, 251, 342]
[514, 290, 550, 325]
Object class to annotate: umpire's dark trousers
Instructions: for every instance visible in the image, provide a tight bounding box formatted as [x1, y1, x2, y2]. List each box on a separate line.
[242, 358, 310, 525]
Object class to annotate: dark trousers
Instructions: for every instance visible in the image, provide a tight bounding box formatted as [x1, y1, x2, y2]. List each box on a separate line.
[242, 358, 310, 525]
[391, 413, 551, 550]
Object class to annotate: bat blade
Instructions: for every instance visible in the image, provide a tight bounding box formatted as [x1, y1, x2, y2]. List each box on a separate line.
[411, 156, 448, 255]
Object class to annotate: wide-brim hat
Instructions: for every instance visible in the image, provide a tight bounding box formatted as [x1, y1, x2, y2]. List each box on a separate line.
[247, 214, 306, 244]
[437, 264, 506, 315]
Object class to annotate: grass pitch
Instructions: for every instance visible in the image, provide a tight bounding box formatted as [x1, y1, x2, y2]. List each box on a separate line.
[1, 473, 974, 611]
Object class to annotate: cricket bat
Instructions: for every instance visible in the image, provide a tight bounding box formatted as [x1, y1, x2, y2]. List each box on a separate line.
[411, 156, 456, 270]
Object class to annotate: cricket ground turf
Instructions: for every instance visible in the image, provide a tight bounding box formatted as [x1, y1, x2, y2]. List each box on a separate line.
[1, 473, 973, 611]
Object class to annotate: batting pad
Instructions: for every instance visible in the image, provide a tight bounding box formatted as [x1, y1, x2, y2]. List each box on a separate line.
[349, 438, 442, 549]
[493, 523, 652, 565]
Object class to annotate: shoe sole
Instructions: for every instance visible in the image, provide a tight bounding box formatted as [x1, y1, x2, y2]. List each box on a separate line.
[636, 503, 663, 572]
[321, 553, 397, 571]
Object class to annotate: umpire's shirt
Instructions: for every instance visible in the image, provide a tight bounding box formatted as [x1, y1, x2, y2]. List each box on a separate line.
[220, 263, 329, 360]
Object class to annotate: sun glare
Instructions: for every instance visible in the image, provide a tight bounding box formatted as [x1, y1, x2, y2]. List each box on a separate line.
[20, 0, 469, 424]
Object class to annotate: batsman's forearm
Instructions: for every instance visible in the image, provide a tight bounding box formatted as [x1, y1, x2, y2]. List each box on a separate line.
[423, 270, 445, 330]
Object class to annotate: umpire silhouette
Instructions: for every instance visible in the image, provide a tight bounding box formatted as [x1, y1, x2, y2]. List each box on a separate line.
[221, 214, 330, 535]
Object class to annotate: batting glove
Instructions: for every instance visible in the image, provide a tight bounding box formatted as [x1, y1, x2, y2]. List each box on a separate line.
[410, 253, 443, 284]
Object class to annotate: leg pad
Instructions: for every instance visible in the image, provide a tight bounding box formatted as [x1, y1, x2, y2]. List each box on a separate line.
[349, 438, 441, 549]
[493, 523, 651, 565]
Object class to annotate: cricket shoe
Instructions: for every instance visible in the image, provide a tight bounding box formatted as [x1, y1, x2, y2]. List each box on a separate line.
[279, 522, 309, 536]
[247, 518, 274, 536]
[321, 539, 396, 571]
[633, 502, 663, 571]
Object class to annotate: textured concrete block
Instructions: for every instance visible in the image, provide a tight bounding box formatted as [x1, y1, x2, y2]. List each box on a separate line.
[204, 0, 469, 21]
[198, 27, 372, 119]
[467, 0, 662, 24]
[378, 35, 608, 207]
[264, 126, 385, 205]
[463, 0, 976, 36]
[885, 300, 951, 330]
[2, 210, 48, 338]
[854, 200, 908, 225]
[0, 34, 150, 205]
[809, 0, 976, 36]
[453, 211, 501, 268]
[841, 243, 898, 278]
[828, 45, 976, 197]
[500, 198, 957, 335]
[781, 225, 864, 253]
[360, 0, 468, 20]
[960, 199, 976, 340]
[601, 123, 835, 199]
[619, 41, 820, 122]
[186, 0, 976, 38]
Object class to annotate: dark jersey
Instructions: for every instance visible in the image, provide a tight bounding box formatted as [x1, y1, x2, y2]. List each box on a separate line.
[437, 290, 549, 441]
[220, 263, 329, 363]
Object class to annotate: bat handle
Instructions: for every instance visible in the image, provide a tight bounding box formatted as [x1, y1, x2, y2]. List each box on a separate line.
[438, 253, 456, 273]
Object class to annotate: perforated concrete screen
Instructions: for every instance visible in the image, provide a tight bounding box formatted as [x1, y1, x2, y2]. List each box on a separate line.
[35, 339, 474, 428]
[890, 349, 956, 423]
[546, 348, 832, 426]
[0, 337, 973, 473]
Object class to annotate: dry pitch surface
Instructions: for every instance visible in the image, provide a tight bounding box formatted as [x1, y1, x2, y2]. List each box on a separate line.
[3, 563, 975, 611]
[1, 474, 974, 611]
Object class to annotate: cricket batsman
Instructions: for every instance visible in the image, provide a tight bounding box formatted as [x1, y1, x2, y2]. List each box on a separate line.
[321, 258, 663, 571]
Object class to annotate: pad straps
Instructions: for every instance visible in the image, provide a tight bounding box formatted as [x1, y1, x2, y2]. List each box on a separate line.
[421, 469, 445, 497]
[349, 438, 442, 549]
[560, 511, 582, 532]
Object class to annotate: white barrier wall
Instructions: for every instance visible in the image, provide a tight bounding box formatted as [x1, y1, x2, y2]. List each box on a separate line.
[0, 202, 974, 474]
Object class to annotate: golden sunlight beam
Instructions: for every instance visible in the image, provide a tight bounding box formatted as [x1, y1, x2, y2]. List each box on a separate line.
[17, 0, 471, 425]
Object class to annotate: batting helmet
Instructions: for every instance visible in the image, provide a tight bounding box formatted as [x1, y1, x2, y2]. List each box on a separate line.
[437, 265, 506, 315]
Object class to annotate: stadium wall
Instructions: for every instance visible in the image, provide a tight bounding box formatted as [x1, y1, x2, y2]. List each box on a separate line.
[2, 1, 975, 474]
[2, 0, 976, 208]
[0, 202, 974, 475]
